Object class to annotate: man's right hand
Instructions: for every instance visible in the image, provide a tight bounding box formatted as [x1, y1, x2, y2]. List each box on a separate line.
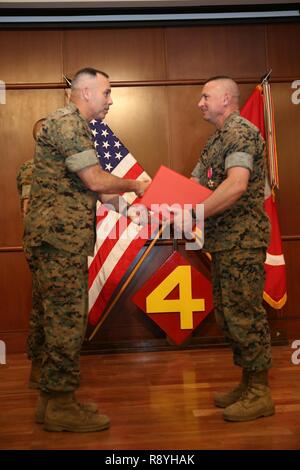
[22, 198, 30, 217]
[134, 179, 151, 197]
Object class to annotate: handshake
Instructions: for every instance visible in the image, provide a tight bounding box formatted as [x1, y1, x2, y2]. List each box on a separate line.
[128, 165, 211, 227]
[102, 165, 210, 249]
[133, 179, 150, 198]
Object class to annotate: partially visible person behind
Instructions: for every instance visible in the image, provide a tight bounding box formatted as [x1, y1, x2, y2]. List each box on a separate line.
[23, 67, 150, 433]
[189, 76, 274, 422]
[16, 118, 46, 218]
[16, 118, 46, 392]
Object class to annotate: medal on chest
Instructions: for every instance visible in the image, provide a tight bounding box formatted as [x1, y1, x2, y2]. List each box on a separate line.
[207, 167, 215, 189]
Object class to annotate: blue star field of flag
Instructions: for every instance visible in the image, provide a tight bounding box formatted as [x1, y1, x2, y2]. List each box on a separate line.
[89, 120, 129, 173]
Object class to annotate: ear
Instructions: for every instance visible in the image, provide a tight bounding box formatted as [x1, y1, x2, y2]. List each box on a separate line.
[223, 92, 230, 106]
[82, 87, 91, 102]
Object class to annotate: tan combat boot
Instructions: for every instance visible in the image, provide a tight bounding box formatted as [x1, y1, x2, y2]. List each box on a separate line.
[43, 392, 110, 432]
[214, 369, 249, 408]
[35, 391, 99, 424]
[28, 359, 42, 389]
[223, 370, 275, 422]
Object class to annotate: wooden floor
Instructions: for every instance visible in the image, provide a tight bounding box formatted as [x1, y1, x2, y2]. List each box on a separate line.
[0, 345, 299, 450]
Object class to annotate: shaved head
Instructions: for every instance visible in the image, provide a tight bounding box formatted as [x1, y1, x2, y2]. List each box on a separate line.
[204, 76, 240, 106]
[198, 76, 240, 128]
[71, 67, 109, 93]
[69, 67, 113, 121]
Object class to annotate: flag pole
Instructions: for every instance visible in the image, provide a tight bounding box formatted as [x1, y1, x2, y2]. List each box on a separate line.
[63, 75, 72, 87]
[88, 223, 167, 341]
[260, 69, 272, 85]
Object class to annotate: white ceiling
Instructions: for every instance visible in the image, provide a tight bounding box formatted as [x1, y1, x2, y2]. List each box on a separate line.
[0, 0, 299, 8]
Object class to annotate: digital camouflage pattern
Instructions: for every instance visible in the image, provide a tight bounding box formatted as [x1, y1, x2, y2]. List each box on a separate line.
[25, 243, 88, 392]
[24, 102, 99, 257]
[211, 248, 272, 371]
[25, 244, 44, 364]
[23, 102, 99, 393]
[192, 111, 272, 371]
[16, 158, 34, 200]
[191, 112, 270, 253]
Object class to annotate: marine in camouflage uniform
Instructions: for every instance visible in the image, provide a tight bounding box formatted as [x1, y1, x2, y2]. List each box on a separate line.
[24, 102, 99, 392]
[191, 77, 275, 421]
[17, 159, 44, 373]
[16, 120, 45, 379]
[23, 67, 148, 432]
[23, 101, 108, 431]
[192, 112, 272, 371]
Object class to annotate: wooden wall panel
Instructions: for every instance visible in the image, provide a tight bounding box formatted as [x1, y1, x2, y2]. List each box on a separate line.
[166, 85, 213, 177]
[271, 83, 300, 235]
[64, 28, 166, 82]
[267, 23, 300, 78]
[0, 89, 65, 247]
[104, 86, 169, 177]
[167, 83, 256, 176]
[165, 25, 266, 80]
[0, 330, 28, 354]
[0, 21, 300, 353]
[0, 31, 63, 84]
[268, 318, 300, 341]
[281, 241, 300, 320]
[0, 252, 31, 331]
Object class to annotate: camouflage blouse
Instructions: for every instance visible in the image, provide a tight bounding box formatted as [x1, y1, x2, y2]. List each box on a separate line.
[191, 112, 270, 252]
[16, 158, 34, 200]
[24, 103, 99, 256]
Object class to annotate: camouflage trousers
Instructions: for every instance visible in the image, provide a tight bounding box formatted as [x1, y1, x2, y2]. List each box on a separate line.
[211, 248, 272, 372]
[24, 243, 88, 392]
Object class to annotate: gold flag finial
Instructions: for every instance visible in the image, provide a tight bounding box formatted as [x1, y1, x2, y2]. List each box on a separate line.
[63, 75, 72, 87]
[260, 69, 272, 85]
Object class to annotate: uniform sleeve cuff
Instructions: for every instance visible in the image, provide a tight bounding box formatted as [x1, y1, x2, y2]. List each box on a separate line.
[21, 184, 31, 199]
[66, 149, 99, 172]
[225, 151, 253, 172]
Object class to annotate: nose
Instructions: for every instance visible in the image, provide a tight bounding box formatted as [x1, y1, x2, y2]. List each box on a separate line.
[108, 95, 113, 106]
[198, 97, 204, 108]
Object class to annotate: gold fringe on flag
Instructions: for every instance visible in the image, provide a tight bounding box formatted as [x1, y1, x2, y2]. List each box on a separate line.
[262, 81, 280, 189]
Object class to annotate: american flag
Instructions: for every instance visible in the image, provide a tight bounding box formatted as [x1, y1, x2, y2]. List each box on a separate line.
[88, 120, 155, 326]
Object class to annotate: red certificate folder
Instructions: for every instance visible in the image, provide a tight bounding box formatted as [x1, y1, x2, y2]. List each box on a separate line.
[140, 165, 212, 209]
